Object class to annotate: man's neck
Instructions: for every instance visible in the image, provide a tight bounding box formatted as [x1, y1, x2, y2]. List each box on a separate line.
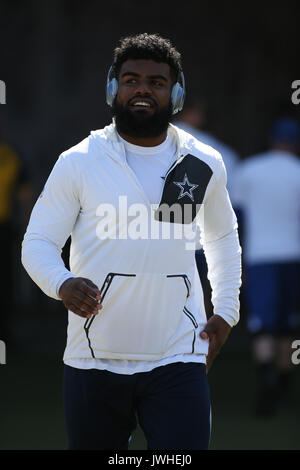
[117, 130, 168, 147]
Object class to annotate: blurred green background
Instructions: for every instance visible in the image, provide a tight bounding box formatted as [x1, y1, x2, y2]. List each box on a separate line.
[0, 1, 299, 451]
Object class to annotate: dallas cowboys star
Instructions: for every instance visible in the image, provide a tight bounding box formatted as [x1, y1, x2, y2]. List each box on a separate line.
[173, 173, 199, 202]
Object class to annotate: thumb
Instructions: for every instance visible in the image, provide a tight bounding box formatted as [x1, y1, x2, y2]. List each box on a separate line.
[200, 330, 209, 340]
[200, 321, 214, 339]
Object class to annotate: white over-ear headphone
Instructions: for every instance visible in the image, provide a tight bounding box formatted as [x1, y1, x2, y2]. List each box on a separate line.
[106, 65, 185, 115]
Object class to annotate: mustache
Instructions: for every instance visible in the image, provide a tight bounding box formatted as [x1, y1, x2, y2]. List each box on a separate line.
[127, 96, 158, 107]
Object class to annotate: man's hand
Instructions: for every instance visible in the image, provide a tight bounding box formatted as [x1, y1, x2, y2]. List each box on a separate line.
[200, 314, 232, 373]
[59, 277, 102, 319]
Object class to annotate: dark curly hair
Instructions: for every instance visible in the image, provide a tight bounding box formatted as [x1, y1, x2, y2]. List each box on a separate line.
[112, 33, 182, 82]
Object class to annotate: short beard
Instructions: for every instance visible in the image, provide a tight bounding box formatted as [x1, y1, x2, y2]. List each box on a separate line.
[112, 99, 173, 138]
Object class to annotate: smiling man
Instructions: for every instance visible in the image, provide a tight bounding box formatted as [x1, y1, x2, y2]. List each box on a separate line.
[21, 33, 242, 450]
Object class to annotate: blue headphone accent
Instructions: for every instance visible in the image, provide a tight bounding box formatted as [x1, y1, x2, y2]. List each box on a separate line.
[106, 66, 119, 107]
[171, 71, 185, 115]
[106, 65, 185, 115]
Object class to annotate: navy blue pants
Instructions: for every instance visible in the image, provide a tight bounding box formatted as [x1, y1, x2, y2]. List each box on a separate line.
[246, 262, 300, 335]
[63, 362, 211, 450]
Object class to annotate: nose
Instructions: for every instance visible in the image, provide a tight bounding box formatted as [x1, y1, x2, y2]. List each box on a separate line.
[134, 80, 152, 95]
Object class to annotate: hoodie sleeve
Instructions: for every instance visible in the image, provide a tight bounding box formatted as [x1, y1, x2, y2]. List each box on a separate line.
[21, 154, 80, 300]
[198, 157, 242, 327]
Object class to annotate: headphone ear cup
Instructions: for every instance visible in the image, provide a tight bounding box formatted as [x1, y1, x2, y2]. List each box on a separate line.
[171, 83, 185, 115]
[106, 73, 118, 107]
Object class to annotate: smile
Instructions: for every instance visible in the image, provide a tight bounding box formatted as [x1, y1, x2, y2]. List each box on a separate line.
[129, 98, 155, 108]
[132, 101, 152, 107]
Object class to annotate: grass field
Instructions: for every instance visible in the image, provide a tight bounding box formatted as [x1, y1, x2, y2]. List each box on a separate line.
[0, 345, 299, 450]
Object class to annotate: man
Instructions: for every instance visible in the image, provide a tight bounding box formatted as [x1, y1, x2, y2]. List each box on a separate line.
[21, 33, 242, 450]
[232, 116, 300, 416]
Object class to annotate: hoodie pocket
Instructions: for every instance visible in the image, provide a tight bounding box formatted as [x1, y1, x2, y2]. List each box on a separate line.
[84, 271, 195, 359]
[84, 272, 136, 358]
[167, 274, 197, 327]
[166, 274, 198, 354]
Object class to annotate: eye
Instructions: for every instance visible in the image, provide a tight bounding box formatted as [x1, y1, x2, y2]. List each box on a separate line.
[126, 78, 137, 84]
[152, 80, 163, 87]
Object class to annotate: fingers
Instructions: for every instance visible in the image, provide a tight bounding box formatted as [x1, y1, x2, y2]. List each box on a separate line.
[84, 278, 100, 290]
[68, 303, 96, 319]
[79, 279, 101, 299]
[206, 333, 224, 373]
[200, 328, 213, 372]
[206, 334, 218, 372]
[200, 326, 221, 372]
[61, 278, 102, 319]
[67, 289, 102, 318]
[68, 299, 102, 318]
[200, 315, 232, 372]
[71, 289, 102, 312]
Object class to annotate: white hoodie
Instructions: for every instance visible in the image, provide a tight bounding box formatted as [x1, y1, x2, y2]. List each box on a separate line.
[21, 122, 241, 363]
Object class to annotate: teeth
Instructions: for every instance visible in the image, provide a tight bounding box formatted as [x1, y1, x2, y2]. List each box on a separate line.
[133, 102, 151, 107]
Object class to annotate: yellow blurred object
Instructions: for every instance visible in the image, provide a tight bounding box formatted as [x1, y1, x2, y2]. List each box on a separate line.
[0, 143, 21, 223]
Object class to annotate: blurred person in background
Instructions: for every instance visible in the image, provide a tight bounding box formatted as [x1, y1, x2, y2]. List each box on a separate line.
[175, 98, 239, 196]
[0, 126, 33, 343]
[232, 116, 300, 416]
[175, 99, 240, 315]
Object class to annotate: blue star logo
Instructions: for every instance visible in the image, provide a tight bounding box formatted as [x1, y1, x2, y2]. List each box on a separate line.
[173, 173, 199, 202]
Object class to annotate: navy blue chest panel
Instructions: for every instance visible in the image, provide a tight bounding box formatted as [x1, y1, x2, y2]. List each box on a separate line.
[154, 153, 213, 224]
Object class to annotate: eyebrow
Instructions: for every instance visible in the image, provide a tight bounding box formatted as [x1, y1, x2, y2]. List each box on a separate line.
[121, 71, 168, 82]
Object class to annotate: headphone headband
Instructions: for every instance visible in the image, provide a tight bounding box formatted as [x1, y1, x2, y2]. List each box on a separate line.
[106, 64, 185, 114]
